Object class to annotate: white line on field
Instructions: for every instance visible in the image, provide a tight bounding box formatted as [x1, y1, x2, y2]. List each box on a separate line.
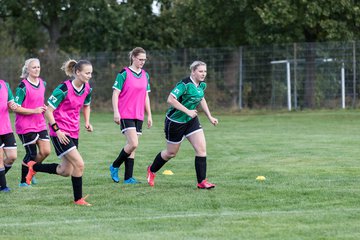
[2, 211, 239, 227]
[2, 209, 359, 227]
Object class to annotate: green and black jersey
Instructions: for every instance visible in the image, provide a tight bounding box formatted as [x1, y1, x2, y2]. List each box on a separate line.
[14, 80, 46, 105]
[166, 77, 206, 123]
[48, 81, 92, 109]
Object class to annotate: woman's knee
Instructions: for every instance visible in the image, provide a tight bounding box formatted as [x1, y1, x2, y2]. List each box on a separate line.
[57, 167, 72, 177]
[5, 157, 16, 165]
[163, 151, 177, 159]
[74, 161, 85, 173]
[78, 162, 85, 172]
[130, 141, 139, 150]
[195, 149, 207, 156]
[39, 148, 51, 158]
[5, 153, 17, 165]
[126, 142, 139, 152]
[194, 143, 206, 156]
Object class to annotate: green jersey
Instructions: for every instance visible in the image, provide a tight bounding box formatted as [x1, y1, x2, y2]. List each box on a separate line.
[166, 77, 206, 123]
[4, 82, 15, 101]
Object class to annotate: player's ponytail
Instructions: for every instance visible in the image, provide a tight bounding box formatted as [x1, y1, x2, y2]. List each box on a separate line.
[61, 59, 92, 77]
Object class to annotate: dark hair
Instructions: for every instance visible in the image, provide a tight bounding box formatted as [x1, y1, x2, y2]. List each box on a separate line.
[61, 59, 92, 77]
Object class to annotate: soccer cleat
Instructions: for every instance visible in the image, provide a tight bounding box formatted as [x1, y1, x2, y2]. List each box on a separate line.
[19, 182, 31, 187]
[74, 195, 92, 206]
[0, 187, 11, 192]
[197, 179, 216, 189]
[124, 177, 140, 184]
[25, 161, 37, 185]
[147, 165, 156, 187]
[109, 165, 119, 183]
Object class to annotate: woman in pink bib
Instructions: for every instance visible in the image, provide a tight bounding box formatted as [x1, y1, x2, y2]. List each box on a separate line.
[26, 59, 93, 206]
[13, 58, 51, 187]
[0, 79, 18, 192]
[109, 47, 153, 184]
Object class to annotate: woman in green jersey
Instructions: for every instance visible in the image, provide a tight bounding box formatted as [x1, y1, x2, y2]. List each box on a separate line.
[147, 61, 218, 189]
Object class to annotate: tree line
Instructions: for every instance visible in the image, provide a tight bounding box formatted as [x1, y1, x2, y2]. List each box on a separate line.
[0, 0, 359, 108]
[1, 0, 359, 55]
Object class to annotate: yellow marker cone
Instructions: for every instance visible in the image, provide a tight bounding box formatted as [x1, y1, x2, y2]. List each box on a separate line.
[162, 170, 174, 175]
[256, 176, 266, 181]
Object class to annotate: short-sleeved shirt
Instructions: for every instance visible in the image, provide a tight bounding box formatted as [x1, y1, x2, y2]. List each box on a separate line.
[112, 67, 150, 120]
[14, 78, 47, 134]
[0, 80, 15, 135]
[47, 80, 92, 139]
[166, 77, 206, 123]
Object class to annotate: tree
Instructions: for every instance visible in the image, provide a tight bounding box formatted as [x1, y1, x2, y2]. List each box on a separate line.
[156, 0, 248, 48]
[247, 0, 360, 107]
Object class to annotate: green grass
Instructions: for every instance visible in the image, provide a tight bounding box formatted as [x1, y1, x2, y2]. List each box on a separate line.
[2, 110, 360, 239]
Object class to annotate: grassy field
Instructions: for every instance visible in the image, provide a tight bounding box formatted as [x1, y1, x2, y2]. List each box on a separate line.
[2, 110, 360, 239]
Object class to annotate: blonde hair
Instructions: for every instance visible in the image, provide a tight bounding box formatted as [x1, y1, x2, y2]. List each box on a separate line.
[61, 59, 92, 77]
[129, 47, 146, 65]
[20, 58, 40, 78]
[190, 61, 206, 72]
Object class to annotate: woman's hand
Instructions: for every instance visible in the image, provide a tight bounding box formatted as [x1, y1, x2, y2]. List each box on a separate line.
[147, 115, 153, 128]
[85, 123, 93, 132]
[8, 101, 18, 111]
[56, 130, 70, 145]
[113, 112, 120, 125]
[209, 116, 218, 126]
[186, 109, 198, 118]
[34, 105, 47, 114]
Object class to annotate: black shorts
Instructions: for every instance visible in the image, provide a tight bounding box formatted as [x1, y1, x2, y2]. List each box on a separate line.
[18, 130, 50, 146]
[51, 136, 79, 158]
[0, 133, 17, 149]
[120, 119, 143, 135]
[164, 116, 203, 144]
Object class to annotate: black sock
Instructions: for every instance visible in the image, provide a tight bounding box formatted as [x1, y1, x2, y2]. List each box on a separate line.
[0, 169, 7, 189]
[124, 158, 134, 180]
[71, 176, 83, 202]
[150, 152, 167, 173]
[112, 148, 130, 168]
[21, 164, 28, 183]
[195, 156, 207, 183]
[5, 165, 12, 174]
[33, 163, 59, 174]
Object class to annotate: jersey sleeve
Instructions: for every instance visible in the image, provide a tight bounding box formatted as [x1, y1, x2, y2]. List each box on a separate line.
[170, 81, 186, 99]
[199, 82, 207, 91]
[14, 82, 26, 106]
[84, 88, 92, 105]
[5, 82, 15, 102]
[146, 72, 151, 92]
[47, 84, 67, 109]
[112, 71, 127, 91]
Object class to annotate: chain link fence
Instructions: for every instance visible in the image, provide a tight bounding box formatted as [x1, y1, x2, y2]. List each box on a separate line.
[1, 41, 359, 112]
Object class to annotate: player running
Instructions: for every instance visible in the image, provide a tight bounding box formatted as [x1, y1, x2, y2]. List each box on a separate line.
[0, 79, 18, 192]
[13, 58, 51, 187]
[26, 59, 93, 206]
[147, 61, 218, 189]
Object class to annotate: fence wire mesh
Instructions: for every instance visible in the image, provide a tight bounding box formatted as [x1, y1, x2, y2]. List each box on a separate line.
[1, 41, 359, 111]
